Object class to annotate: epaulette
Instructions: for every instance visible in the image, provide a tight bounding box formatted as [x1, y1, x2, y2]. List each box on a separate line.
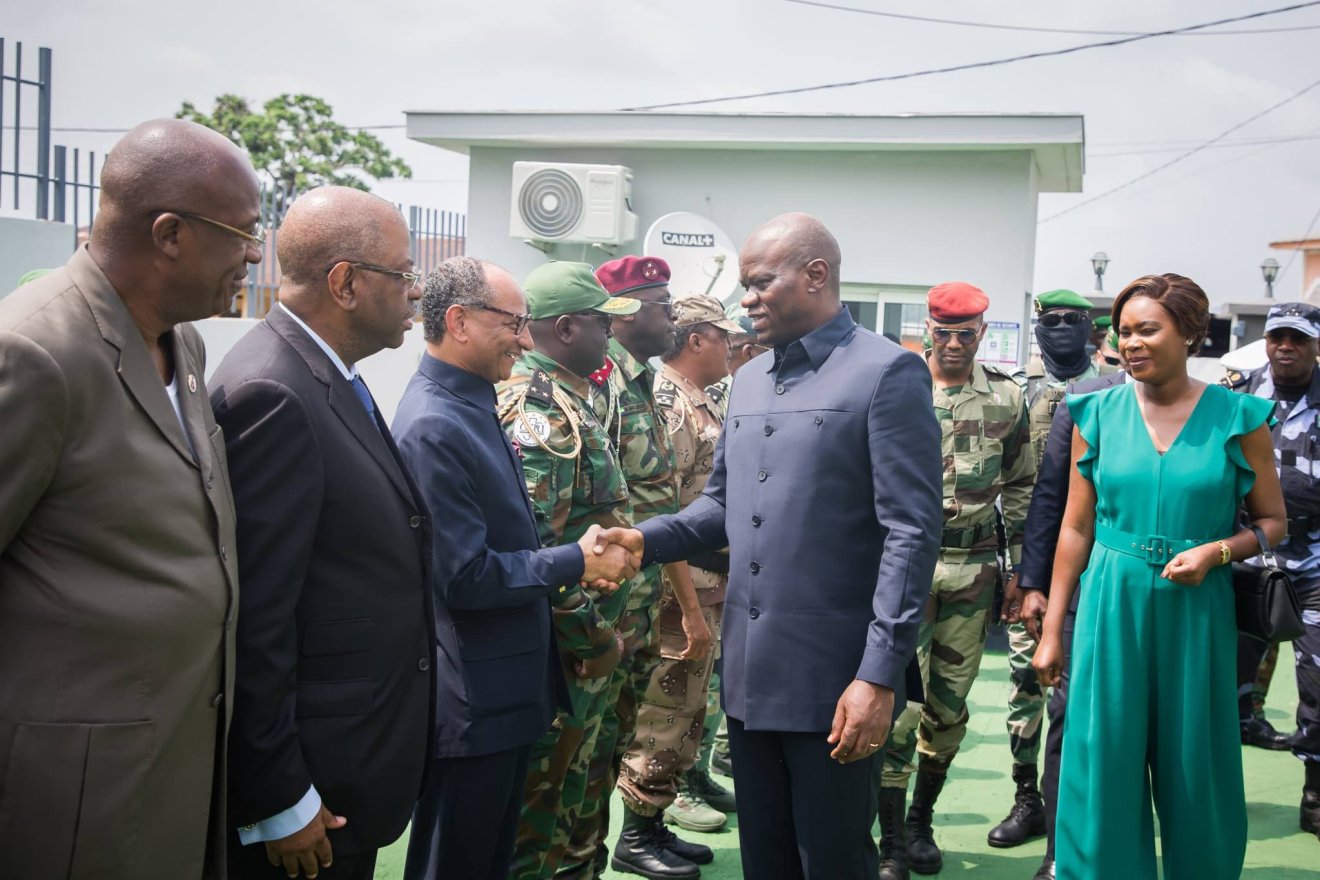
[526, 369, 556, 405]
[1021, 362, 1045, 380]
[982, 362, 1019, 383]
[1219, 369, 1251, 390]
[654, 380, 678, 410]
[706, 383, 727, 405]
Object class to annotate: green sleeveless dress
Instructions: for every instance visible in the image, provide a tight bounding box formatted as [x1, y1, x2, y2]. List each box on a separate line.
[1056, 381, 1273, 880]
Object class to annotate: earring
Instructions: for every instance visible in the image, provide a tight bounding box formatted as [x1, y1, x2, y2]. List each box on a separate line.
[1186, 339, 1194, 345]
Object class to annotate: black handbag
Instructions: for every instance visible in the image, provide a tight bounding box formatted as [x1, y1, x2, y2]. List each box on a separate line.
[1232, 524, 1306, 642]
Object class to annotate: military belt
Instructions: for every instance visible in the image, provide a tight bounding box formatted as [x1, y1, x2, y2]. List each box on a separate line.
[1094, 522, 1202, 567]
[688, 551, 730, 575]
[940, 521, 997, 549]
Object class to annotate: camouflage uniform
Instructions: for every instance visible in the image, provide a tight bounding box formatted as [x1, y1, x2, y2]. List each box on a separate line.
[882, 359, 1035, 786]
[562, 339, 679, 875]
[497, 349, 633, 880]
[616, 363, 728, 816]
[1002, 360, 1113, 767]
[1225, 364, 1320, 763]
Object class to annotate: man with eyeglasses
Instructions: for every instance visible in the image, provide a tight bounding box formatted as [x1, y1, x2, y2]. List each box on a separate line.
[1223, 301, 1320, 842]
[211, 186, 433, 879]
[390, 257, 639, 880]
[876, 282, 1035, 880]
[495, 261, 642, 880]
[0, 117, 255, 880]
[984, 289, 1115, 854]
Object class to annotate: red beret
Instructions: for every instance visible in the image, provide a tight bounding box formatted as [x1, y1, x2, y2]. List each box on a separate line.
[927, 281, 989, 322]
[595, 255, 671, 296]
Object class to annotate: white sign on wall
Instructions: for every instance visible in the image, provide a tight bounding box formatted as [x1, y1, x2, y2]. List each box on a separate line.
[979, 321, 1021, 368]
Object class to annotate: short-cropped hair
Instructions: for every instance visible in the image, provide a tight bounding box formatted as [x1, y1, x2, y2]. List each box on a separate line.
[1112, 273, 1210, 356]
[421, 256, 493, 342]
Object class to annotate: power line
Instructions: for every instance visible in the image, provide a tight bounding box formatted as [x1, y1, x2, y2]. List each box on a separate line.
[622, 1, 1320, 111]
[1038, 74, 1320, 223]
[785, 0, 1320, 36]
[1277, 204, 1320, 283]
[1089, 131, 1320, 158]
[25, 123, 406, 134]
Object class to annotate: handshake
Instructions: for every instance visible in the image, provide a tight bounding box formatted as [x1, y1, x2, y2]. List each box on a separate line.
[575, 526, 646, 593]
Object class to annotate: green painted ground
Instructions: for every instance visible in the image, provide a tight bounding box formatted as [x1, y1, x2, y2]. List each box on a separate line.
[373, 645, 1317, 878]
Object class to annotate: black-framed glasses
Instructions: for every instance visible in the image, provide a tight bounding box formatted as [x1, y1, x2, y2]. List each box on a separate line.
[156, 210, 266, 245]
[325, 260, 421, 291]
[478, 304, 531, 334]
[1038, 310, 1091, 327]
[931, 327, 980, 344]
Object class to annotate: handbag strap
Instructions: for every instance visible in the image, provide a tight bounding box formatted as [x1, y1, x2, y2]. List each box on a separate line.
[1249, 524, 1280, 570]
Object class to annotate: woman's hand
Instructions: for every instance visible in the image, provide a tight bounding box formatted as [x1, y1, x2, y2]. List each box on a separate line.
[1161, 543, 1221, 586]
[1032, 634, 1064, 688]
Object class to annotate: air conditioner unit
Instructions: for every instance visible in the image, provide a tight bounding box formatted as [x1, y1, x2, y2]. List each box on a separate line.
[510, 162, 638, 246]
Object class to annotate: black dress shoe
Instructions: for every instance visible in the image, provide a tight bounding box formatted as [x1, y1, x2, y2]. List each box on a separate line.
[1240, 716, 1292, 750]
[1033, 857, 1056, 879]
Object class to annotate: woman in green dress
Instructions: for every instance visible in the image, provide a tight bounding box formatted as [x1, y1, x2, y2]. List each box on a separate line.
[1033, 274, 1286, 879]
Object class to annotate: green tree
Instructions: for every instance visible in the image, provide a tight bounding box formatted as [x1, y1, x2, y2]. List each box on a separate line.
[177, 94, 411, 208]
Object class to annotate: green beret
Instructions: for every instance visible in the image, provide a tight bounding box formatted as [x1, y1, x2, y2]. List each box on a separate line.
[522, 261, 641, 320]
[1094, 315, 1112, 330]
[1034, 289, 1094, 313]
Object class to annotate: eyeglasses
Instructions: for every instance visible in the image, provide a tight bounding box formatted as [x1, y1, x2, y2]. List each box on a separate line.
[637, 299, 674, 317]
[930, 327, 980, 345]
[1037, 310, 1091, 327]
[325, 260, 421, 291]
[568, 311, 613, 329]
[157, 210, 266, 245]
[478, 303, 532, 335]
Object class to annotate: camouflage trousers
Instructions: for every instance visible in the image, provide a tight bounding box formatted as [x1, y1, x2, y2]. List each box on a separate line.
[699, 657, 728, 769]
[1005, 620, 1045, 766]
[881, 551, 997, 787]
[560, 568, 662, 877]
[618, 598, 724, 815]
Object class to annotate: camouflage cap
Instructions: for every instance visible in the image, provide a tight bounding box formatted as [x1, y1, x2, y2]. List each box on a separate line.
[1034, 289, 1094, 314]
[673, 295, 742, 331]
[522, 261, 641, 320]
[1265, 301, 1320, 338]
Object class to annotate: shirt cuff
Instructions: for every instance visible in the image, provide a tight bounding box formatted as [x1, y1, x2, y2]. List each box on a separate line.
[237, 785, 321, 845]
[855, 645, 907, 693]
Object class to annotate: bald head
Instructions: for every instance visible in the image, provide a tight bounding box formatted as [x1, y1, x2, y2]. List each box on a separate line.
[278, 186, 407, 289]
[745, 212, 841, 295]
[93, 118, 258, 247]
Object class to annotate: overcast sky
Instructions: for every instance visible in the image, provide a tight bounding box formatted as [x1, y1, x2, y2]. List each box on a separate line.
[6, 0, 1319, 307]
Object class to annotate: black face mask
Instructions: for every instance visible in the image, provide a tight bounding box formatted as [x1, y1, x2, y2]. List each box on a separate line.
[1035, 318, 1093, 379]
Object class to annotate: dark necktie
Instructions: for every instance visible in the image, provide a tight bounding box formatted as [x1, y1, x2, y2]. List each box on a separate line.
[351, 375, 375, 418]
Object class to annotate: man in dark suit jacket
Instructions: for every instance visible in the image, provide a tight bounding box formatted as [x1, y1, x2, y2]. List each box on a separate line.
[0, 118, 255, 880]
[210, 186, 435, 880]
[598, 213, 943, 879]
[1011, 368, 1125, 880]
[391, 256, 637, 880]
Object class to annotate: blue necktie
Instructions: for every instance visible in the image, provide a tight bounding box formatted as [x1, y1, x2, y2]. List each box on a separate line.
[351, 375, 375, 418]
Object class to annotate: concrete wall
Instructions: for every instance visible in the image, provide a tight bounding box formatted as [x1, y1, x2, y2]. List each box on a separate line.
[0, 218, 75, 296]
[465, 145, 1041, 356]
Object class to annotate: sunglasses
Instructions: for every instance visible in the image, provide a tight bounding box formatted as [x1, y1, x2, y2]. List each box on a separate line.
[931, 327, 980, 345]
[636, 299, 675, 317]
[1038, 311, 1091, 327]
[478, 304, 532, 335]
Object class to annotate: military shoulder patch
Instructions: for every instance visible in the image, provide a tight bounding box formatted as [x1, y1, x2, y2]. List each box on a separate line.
[526, 369, 555, 405]
[654, 385, 678, 410]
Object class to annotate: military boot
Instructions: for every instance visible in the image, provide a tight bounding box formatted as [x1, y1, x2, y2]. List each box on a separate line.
[905, 767, 946, 875]
[987, 763, 1047, 847]
[685, 767, 736, 813]
[877, 786, 910, 880]
[654, 820, 715, 865]
[611, 808, 700, 879]
[1302, 760, 1320, 839]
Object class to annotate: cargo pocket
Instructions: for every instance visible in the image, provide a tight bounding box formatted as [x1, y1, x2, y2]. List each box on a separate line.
[0, 719, 152, 879]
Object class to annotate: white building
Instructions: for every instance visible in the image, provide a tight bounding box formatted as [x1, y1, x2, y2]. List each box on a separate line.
[405, 110, 1084, 364]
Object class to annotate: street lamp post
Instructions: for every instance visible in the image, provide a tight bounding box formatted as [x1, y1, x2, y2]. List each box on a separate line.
[1091, 251, 1110, 292]
[1261, 257, 1280, 299]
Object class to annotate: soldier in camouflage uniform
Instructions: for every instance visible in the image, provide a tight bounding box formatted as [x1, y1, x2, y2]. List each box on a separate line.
[877, 282, 1035, 880]
[611, 296, 742, 874]
[991, 289, 1116, 849]
[1223, 301, 1320, 841]
[496, 261, 640, 880]
[560, 256, 708, 880]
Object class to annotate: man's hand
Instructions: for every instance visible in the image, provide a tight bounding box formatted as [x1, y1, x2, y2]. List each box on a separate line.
[678, 608, 712, 661]
[578, 525, 640, 592]
[593, 527, 645, 559]
[1020, 590, 1048, 641]
[575, 631, 621, 680]
[263, 805, 346, 879]
[1000, 573, 1023, 624]
[827, 680, 895, 764]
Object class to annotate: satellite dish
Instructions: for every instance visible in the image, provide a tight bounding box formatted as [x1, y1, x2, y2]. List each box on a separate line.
[644, 212, 741, 307]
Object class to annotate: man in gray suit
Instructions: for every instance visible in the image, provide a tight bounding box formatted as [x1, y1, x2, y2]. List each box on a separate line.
[0, 119, 260, 879]
[597, 213, 942, 879]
